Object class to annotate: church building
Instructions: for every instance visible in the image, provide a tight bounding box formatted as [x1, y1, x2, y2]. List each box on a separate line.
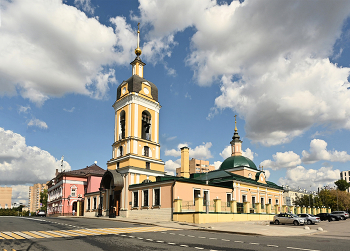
[92, 25, 284, 222]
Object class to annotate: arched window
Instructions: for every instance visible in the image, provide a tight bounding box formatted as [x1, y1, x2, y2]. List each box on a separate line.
[119, 146, 123, 156]
[141, 111, 151, 140]
[120, 110, 126, 139]
[143, 146, 149, 157]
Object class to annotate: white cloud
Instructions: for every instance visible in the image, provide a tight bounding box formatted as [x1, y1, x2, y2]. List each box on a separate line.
[18, 105, 31, 114]
[278, 165, 340, 191]
[27, 118, 48, 129]
[11, 185, 30, 205]
[264, 170, 271, 180]
[74, 0, 94, 15]
[164, 159, 180, 176]
[136, 0, 350, 146]
[260, 151, 301, 170]
[219, 145, 255, 160]
[63, 107, 75, 113]
[164, 142, 213, 159]
[0, 127, 71, 185]
[212, 161, 222, 170]
[302, 139, 350, 164]
[0, 0, 136, 105]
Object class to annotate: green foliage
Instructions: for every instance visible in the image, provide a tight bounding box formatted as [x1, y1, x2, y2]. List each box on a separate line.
[293, 189, 350, 211]
[40, 189, 48, 211]
[0, 209, 37, 216]
[335, 179, 350, 191]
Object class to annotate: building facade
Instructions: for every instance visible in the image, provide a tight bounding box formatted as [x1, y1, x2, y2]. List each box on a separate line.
[176, 158, 215, 177]
[340, 170, 350, 192]
[282, 186, 311, 206]
[28, 183, 47, 212]
[0, 187, 12, 209]
[47, 163, 105, 216]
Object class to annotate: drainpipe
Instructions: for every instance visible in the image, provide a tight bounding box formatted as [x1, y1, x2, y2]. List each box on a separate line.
[171, 180, 176, 221]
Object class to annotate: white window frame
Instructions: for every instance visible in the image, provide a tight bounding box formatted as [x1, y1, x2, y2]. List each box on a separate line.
[71, 185, 77, 197]
[193, 188, 201, 205]
[226, 193, 232, 207]
[153, 187, 161, 207]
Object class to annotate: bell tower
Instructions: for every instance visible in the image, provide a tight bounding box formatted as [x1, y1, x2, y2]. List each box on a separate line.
[231, 115, 242, 156]
[107, 23, 165, 183]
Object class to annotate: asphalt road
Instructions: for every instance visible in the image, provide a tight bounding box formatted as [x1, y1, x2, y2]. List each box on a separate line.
[1, 216, 349, 251]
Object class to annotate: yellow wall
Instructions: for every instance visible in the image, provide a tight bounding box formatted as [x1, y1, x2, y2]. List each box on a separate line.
[173, 213, 275, 224]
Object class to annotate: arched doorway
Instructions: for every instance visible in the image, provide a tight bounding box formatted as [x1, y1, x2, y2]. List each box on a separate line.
[72, 201, 77, 216]
[100, 170, 124, 218]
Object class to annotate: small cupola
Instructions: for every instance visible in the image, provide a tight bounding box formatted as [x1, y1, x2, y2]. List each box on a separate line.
[230, 115, 242, 156]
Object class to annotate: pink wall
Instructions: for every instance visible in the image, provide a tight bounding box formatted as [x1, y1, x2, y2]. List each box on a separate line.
[87, 176, 102, 193]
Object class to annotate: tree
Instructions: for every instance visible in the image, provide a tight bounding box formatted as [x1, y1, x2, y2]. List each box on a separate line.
[335, 179, 350, 191]
[40, 189, 48, 211]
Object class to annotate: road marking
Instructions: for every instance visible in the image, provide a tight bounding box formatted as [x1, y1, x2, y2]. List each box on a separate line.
[168, 243, 176, 245]
[188, 235, 195, 237]
[198, 236, 206, 238]
[250, 243, 259, 245]
[22, 231, 45, 239]
[209, 237, 217, 240]
[0, 233, 14, 239]
[180, 245, 189, 247]
[146, 239, 153, 241]
[179, 234, 185, 236]
[58, 230, 83, 236]
[234, 240, 243, 243]
[39, 231, 62, 238]
[194, 247, 204, 250]
[287, 248, 320, 251]
[169, 233, 175, 235]
[222, 239, 230, 241]
[156, 240, 164, 243]
[2, 232, 25, 240]
[267, 245, 279, 247]
[13, 232, 34, 239]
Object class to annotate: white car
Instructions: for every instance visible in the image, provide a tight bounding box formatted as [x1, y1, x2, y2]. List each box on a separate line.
[273, 213, 305, 226]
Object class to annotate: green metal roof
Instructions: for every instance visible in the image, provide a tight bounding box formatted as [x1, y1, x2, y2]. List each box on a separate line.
[219, 155, 258, 171]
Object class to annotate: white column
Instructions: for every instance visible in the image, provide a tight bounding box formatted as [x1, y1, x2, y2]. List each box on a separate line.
[134, 103, 138, 138]
[128, 104, 131, 137]
[115, 111, 118, 142]
[155, 111, 158, 143]
[125, 174, 129, 210]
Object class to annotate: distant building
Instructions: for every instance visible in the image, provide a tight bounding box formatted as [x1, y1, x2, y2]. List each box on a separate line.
[47, 163, 105, 216]
[282, 186, 311, 206]
[0, 187, 12, 209]
[340, 171, 350, 193]
[176, 158, 215, 177]
[28, 183, 47, 212]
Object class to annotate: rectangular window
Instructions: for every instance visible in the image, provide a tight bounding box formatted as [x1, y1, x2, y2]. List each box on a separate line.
[203, 190, 209, 206]
[143, 190, 149, 207]
[193, 189, 201, 205]
[87, 198, 90, 210]
[242, 195, 247, 202]
[146, 162, 150, 170]
[261, 197, 264, 209]
[144, 147, 149, 157]
[133, 191, 138, 207]
[275, 199, 279, 205]
[93, 197, 97, 209]
[226, 193, 232, 207]
[252, 196, 256, 208]
[71, 187, 76, 197]
[154, 188, 160, 206]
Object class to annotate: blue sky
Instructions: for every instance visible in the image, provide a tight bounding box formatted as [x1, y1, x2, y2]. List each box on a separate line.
[2, 0, 350, 204]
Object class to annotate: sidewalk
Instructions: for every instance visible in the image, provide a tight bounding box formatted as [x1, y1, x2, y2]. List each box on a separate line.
[80, 216, 324, 237]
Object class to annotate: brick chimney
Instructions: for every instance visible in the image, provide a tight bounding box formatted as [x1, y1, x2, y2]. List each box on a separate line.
[180, 147, 190, 178]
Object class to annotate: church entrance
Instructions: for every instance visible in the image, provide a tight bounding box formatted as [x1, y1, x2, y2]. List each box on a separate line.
[109, 190, 121, 218]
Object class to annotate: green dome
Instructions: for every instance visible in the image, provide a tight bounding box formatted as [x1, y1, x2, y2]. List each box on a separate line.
[219, 155, 258, 171]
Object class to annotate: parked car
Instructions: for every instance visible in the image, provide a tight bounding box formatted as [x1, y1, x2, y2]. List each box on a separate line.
[37, 210, 46, 217]
[331, 211, 349, 220]
[315, 213, 341, 221]
[273, 213, 305, 226]
[297, 213, 320, 225]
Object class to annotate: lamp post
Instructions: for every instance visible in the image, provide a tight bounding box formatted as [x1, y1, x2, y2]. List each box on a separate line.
[67, 195, 71, 216]
[98, 188, 104, 217]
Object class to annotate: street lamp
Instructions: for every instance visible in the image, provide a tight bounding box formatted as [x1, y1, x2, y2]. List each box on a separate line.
[98, 188, 104, 217]
[67, 195, 71, 216]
